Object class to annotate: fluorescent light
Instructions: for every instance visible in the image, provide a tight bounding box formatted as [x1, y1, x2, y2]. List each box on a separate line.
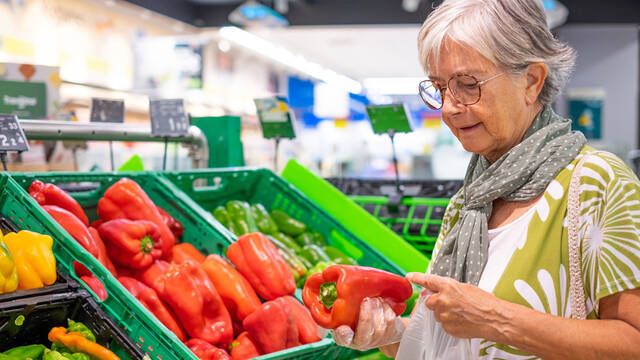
[218, 26, 362, 93]
[363, 77, 424, 95]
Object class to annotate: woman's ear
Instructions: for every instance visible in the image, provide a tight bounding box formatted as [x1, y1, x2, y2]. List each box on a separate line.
[524, 63, 548, 105]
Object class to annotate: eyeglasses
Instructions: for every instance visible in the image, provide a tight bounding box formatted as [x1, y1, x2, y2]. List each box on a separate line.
[419, 72, 505, 110]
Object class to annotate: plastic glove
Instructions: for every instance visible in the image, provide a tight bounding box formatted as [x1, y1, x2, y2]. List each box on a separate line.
[333, 297, 406, 351]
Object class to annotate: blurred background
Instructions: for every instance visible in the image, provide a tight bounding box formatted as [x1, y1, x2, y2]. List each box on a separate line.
[0, 0, 638, 179]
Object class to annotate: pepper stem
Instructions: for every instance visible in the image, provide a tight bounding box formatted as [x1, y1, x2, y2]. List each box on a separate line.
[140, 236, 154, 254]
[319, 282, 337, 309]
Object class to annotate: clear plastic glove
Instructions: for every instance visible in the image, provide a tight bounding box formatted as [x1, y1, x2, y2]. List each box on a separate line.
[333, 297, 406, 351]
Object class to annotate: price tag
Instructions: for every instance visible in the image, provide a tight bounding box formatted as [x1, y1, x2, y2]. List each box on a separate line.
[254, 97, 295, 139]
[149, 99, 190, 137]
[0, 114, 29, 152]
[90, 98, 125, 123]
[366, 104, 413, 135]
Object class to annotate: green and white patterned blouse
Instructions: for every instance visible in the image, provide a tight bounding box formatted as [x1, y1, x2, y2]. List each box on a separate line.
[429, 147, 640, 359]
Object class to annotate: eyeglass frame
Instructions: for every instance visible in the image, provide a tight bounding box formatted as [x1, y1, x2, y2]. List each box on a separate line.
[418, 72, 506, 109]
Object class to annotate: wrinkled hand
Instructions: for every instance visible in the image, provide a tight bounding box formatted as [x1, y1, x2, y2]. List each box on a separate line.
[333, 297, 406, 351]
[406, 272, 508, 341]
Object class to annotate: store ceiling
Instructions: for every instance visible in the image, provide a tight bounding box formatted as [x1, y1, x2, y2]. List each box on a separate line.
[123, 0, 640, 27]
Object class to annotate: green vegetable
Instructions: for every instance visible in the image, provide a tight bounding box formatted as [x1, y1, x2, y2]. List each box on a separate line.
[277, 248, 308, 283]
[66, 320, 96, 342]
[3, 344, 46, 359]
[66, 353, 90, 360]
[300, 244, 331, 265]
[297, 261, 334, 289]
[227, 201, 258, 235]
[271, 232, 302, 254]
[251, 204, 278, 235]
[308, 231, 327, 246]
[294, 233, 315, 247]
[323, 246, 357, 265]
[43, 350, 72, 360]
[270, 210, 306, 236]
[212, 206, 237, 235]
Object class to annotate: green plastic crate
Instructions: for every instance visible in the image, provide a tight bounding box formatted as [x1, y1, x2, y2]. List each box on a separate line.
[281, 160, 430, 273]
[163, 168, 405, 276]
[351, 196, 449, 258]
[10, 171, 355, 360]
[0, 173, 192, 359]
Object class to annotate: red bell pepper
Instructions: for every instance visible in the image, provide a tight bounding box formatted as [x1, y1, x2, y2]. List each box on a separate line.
[148, 261, 234, 346]
[43, 205, 117, 276]
[97, 178, 175, 255]
[274, 296, 321, 344]
[157, 206, 184, 239]
[80, 275, 107, 301]
[226, 233, 295, 300]
[118, 276, 187, 341]
[186, 339, 231, 360]
[229, 332, 261, 360]
[88, 226, 117, 276]
[201, 255, 261, 321]
[29, 180, 89, 225]
[137, 260, 171, 289]
[98, 219, 163, 269]
[302, 265, 413, 330]
[242, 298, 299, 354]
[169, 243, 206, 264]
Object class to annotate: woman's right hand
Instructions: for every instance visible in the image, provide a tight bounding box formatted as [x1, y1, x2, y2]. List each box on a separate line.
[333, 297, 406, 351]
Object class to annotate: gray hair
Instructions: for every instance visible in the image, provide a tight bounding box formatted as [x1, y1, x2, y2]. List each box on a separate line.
[418, 0, 576, 104]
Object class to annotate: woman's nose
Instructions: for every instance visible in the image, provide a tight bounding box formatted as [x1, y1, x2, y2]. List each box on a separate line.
[441, 90, 464, 117]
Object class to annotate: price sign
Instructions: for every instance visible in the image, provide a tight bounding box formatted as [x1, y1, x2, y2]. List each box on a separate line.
[90, 98, 125, 123]
[149, 99, 190, 137]
[366, 104, 413, 135]
[254, 97, 295, 139]
[0, 114, 29, 152]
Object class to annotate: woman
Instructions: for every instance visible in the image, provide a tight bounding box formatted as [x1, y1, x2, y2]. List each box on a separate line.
[334, 0, 640, 358]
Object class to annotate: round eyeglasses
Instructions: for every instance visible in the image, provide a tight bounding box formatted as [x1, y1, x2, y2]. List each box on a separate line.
[419, 72, 505, 110]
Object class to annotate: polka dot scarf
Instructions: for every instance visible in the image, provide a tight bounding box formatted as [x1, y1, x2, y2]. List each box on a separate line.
[431, 105, 586, 285]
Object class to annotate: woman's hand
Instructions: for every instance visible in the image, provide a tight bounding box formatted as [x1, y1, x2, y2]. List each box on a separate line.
[333, 297, 406, 351]
[406, 272, 512, 342]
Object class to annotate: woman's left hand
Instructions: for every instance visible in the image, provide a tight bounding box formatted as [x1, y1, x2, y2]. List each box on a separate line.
[406, 272, 511, 341]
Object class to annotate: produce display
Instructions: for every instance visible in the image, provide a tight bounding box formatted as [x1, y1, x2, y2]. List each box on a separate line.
[25, 179, 331, 359]
[1, 320, 118, 360]
[212, 200, 358, 287]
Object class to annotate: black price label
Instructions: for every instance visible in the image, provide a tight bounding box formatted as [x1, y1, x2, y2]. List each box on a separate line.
[90, 98, 125, 123]
[0, 114, 29, 152]
[149, 99, 190, 137]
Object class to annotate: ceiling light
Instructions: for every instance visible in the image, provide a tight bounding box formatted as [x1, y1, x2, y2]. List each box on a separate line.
[219, 26, 362, 93]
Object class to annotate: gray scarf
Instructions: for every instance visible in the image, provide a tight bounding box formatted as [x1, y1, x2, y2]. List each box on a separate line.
[431, 105, 586, 285]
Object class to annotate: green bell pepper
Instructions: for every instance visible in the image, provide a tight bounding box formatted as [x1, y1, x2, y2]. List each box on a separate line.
[2, 344, 46, 359]
[323, 246, 357, 265]
[308, 231, 327, 246]
[43, 350, 72, 360]
[271, 232, 302, 254]
[294, 232, 315, 247]
[251, 204, 278, 235]
[66, 320, 95, 342]
[270, 210, 306, 236]
[227, 201, 258, 236]
[212, 206, 237, 235]
[299, 244, 331, 265]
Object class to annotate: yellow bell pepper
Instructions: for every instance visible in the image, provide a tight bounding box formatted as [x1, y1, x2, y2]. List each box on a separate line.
[0, 236, 19, 294]
[4, 230, 56, 289]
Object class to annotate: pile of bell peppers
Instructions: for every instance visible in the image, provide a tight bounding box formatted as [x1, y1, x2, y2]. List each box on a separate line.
[212, 200, 359, 287]
[0, 230, 57, 294]
[0, 319, 119, 360]
[29, 179, 324, 359]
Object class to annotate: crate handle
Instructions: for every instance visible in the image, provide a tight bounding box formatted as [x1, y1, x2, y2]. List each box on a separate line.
[190, 176, 225, 193]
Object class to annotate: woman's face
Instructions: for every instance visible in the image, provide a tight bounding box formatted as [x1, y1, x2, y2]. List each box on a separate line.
[428, 39, 537, 162]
